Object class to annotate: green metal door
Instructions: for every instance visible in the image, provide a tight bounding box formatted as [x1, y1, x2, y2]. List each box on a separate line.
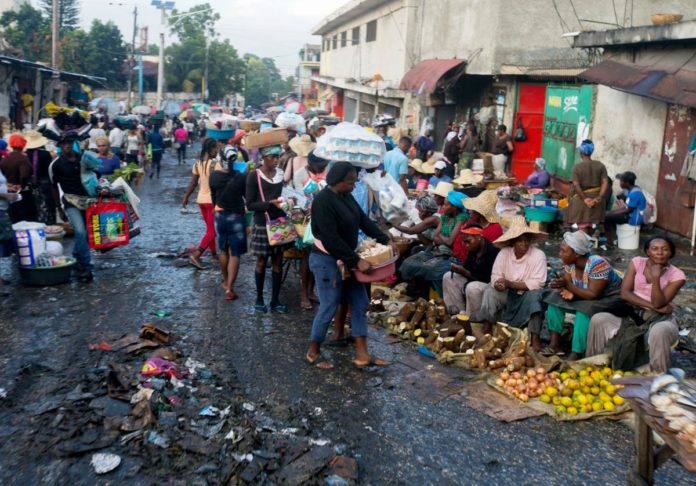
[541, 85, 593, 181]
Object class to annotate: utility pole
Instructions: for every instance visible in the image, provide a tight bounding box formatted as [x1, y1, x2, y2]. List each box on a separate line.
[156, 3, 167, 109]
[202, 35, 210, 101]
[51, 0, 59, 74]
[126, 6, 138, 110]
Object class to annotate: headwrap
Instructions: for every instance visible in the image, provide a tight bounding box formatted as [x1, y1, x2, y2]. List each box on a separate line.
[534, 157, 546, 170]
[578, 139, 594, 156]
[0, 140, 7, 150]
[445, 131, 458, 142]
[447, 190, 468, 210]
[8, 133, 26, 150]
[563, 230, 593, 255]
[461, 226, 484, 236]
[260, 145, 283, 157]
[326, 161, 357, 186]
[415, 196, 438, 214]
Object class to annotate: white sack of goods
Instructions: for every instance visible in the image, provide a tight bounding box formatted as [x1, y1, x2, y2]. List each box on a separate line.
[358, 239, 394, 265]
[362, 171, 409, 225]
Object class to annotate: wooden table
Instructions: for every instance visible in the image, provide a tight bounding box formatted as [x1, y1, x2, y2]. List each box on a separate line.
[615, 377, 696, 485]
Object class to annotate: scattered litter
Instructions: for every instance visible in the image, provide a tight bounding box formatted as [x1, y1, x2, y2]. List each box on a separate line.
[194, 464, 219, 474]
[140, 357, 180, 378]
[232, 453, 254, 462]
[310, 438, 331, 446]
[184, 357, 206, 376]
[280, 427, 299, 435]
[91, 453, 121, 474]
[225, 427, 244, 443]
[147, 431, 170, 449]
[152, 310, 171, 317]
[130, 387, 154, 404]
[242, 402, 255, 412]
[89, 342, 113, 351]
[312, 407, 323, 416]
[199, 405, 220, 416]
[140, 323, 170, 344]
[1, 387, 9, 399]
[367, 377, 383, 387]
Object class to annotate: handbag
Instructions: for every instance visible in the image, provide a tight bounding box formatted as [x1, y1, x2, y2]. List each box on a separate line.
[256, 169, 297, 246]
[173, 141, 181, 150]
[86, 197, 130, 250]
[514, 118, 527, 142]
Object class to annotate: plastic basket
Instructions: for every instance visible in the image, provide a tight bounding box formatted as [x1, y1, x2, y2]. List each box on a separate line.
[352, 255, 398, 283]
[19, 258, 76, 286]
[524, 205, 558, 223]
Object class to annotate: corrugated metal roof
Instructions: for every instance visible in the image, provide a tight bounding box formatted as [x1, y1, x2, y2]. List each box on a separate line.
[0, 54, 107, 87]
[579, 52, 696, 108]
[399, 59, 465, 95]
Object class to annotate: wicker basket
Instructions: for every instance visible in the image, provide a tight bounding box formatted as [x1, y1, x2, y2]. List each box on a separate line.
[651, 13, 683, 25]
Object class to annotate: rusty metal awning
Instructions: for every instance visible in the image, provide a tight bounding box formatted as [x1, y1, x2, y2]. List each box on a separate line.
[400, 59, 466, 95]
[579, 51, 696, 108]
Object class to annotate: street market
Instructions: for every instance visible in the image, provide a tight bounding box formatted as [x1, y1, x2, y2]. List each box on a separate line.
[1, 0, 696, 485]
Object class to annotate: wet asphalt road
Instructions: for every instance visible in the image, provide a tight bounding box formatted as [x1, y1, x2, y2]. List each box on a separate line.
[1, 146, 695, 485]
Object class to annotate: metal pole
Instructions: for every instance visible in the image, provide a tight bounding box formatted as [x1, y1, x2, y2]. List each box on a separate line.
[156, 5, 166, 109]
[138, 55, 144, 105]
[51, 0, 59, 72]
[127, 6, 138, 110]
[203, 35, 209, 101]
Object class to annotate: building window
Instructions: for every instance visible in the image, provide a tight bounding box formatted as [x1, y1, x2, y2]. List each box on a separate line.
[366, 20, 377, 42]
[352, 26, 360, 45]
[341, 31, 347, 48]
[332, 35, 337, 49]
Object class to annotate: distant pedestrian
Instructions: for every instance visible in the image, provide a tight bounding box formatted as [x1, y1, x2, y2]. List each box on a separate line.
[174, 125, 188, 164]
[148, 128, 165, 179]
[125, 122, 143, 165]
[183, 138, 220, 269]
[0, 133, 35, 223]
[95, 136, 121, 176]
[24, 130, 56, 224]
[108, 121, 125, 159]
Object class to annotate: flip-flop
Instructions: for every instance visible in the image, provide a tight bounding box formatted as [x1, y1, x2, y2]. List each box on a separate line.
[353, 357, 389, 369]
[305, 353, 333, 370]
[225, 290, 238, 301]
[539, 345, 556, 357]
[301, 302, 313, 311]
[188, 257, 205, 270]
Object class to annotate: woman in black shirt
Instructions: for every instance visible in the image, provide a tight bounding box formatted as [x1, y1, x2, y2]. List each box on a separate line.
[306, 162, 392, 369]
[245, 144, 289, 313]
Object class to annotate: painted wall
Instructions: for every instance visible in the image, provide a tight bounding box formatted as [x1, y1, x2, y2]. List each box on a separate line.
[318, 0, 409, 88]
[591, 85, 667, 196]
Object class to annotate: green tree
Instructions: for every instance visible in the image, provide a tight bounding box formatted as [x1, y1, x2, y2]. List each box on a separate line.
[40, 0, 80, 32]
[243, 55, 292, 107]
[80, 20, 128, 87]
[0, 3, 51, 62]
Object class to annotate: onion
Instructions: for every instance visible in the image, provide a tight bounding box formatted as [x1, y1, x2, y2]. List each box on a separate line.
[519, 393, 529, 402]
[512, 372, 522, 379]
[500, 371, 510, 381]
[526, 369, 536, 378]
[495, 378, 504, 387]
[528, 378, 538, 388]
[536, 367, 546, 375]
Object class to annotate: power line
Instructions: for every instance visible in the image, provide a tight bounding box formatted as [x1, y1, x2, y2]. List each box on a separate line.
[567, 0, 583, 29]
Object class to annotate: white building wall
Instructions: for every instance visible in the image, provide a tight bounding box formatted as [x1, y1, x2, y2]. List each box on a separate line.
[319, 0, 408, 88]
[591, 85, 667, 196]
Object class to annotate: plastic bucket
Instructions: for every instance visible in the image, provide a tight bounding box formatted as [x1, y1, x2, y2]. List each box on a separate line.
[12, 221, 46, 268]
[617, 224, 640, 250]
[352, 255, 398, 283]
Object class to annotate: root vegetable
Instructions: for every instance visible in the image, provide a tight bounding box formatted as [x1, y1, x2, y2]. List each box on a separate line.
[519, 393, 529, 402]
[525, 355, 535, 368]
[386, 317, 398, 328]
[473, 349, 487, 369]
[424, 331, 439, 345]
[495, 378, 504, 387]
[395, 302, 416, 323]
[526, 369, 536, 378]
[506, 357, 525, 372]
[489, 359, 506, 369]
[416, 337, 425, 344]
[489, 348, 503, 359]
[409, 298, 428, 327]
[461, 335, 477, 351]
[452, 329, 465, 349]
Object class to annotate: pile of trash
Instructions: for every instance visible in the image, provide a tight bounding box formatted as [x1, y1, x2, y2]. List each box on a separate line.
[3, 323, 359, 484]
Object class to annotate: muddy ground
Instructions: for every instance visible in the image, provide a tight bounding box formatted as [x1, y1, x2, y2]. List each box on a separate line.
[1, 146, 695, 485]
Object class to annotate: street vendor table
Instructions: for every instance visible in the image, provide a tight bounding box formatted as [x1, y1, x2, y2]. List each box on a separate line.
[484, 178, 515, 190]
[615, 376, 696, 485]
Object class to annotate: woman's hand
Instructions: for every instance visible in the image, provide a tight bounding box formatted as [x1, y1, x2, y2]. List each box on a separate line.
[583, 197, 595, 208]
[654, 303, 673, 314]
[270, 198, 283, 208]
[549, 277, 566, 289]
[560, 288, 574, 300]
[647, 262, 664, 281]
[493, 279, 506, 291]
[357, 259, 372, 274]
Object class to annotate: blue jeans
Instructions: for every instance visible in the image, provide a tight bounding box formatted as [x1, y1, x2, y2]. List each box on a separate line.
[309, 251, 368, 343]
[65, 206, 92, 271]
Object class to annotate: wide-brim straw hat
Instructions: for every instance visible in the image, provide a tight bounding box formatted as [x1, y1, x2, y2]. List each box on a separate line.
[428, 181, 454, 198]
[288, 134, 316, 157]
[420, 159, 436, 174]
[453, 168, 483, 186]
[24, 130, 50, 150]
[463, 190, 500, 223]
[493, 216, 547, 248]
[408, 158, 423, 172]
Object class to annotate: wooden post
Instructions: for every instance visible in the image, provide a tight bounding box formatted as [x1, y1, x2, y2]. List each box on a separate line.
[633, 408, 654, 485]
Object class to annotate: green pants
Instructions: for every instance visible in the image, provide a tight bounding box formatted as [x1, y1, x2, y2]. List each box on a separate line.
[546, 304, 591, 354]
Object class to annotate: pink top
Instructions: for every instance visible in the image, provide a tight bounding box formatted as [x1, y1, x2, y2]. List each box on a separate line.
[491, 246, 547, 290]
[174, 128, 188, 142]
[631, 256, 686, 302]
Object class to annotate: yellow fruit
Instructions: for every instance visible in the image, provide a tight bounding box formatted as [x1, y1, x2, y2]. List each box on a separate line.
[605, 384, 617, 396]
[599, 393, 611, 403]
[556, 405, 567, 414]
[624, 371, 634, 377]
[582, 404, 593, 413]
[601, 367, 613, 377]
[599, 379, 610, 388]
[567, 370, 577, 379]
[581, 386, 591, 395]
[545, 386, 558, 397]
[540, 394, 551, 404]
[561, 387, 573, 397]
[592, 402, 603, 412]
[560, 372, 569, 381]
[552, 396, 562, 405]
[577, 395, 588, 405]
[613, 396, 625, 406]
[591, 371, 602, 381]
[604, 401, 615, 412]
[579, 369, 589, 377]
[590, 386, 601, 396]
[567, 379, 579, 390]
[561, 397, 573, 407]
[567, 406, 578, 415]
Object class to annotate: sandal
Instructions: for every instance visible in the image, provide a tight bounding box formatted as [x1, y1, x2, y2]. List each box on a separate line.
[306, 353, 333, 370]
[188, 256, 205, 270]
[271, 303, 288, 314]
[254, 303, 268, 313]
[225, 290, 238, 301]
[539, 345, 556, 357]
[301, 300, 313, 311]
[353, 357, 389, 369]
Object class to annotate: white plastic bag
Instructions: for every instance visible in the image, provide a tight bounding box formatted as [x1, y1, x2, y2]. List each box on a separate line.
[362, 171, 409, 224]
[314, 122, 385, 168]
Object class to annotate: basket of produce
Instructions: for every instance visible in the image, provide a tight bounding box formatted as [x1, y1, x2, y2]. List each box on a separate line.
[353, 255, 398, 283]
[207, 128, 236, 141]
[651, 13, 683, 25]
[524, 205, 558, 222]
[353, 239, 398, 282]
[19, 256, 76, 286]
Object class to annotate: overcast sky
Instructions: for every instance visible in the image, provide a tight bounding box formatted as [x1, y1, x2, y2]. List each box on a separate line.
[31, 0, 346, 75]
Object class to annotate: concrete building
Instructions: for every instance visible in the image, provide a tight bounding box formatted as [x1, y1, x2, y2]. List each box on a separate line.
[574, 20, 696, 238]
[297, 44, 321, 108]
[0, 0, 27, 14]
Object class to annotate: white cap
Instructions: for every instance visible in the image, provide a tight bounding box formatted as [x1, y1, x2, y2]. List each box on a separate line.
[434, 160, 447, 170]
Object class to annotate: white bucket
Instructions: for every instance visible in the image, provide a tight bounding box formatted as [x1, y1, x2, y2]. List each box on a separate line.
[12, 221, 46, 268]
[617, 224, 640, 250]
[492, 154, 507, 172]
[471, 159, 484, 171]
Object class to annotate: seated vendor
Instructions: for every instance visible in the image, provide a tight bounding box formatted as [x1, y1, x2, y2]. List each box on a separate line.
[544, 231, 624, 359]
[400, 190, 468, 297]
[443, 225, 499, 315]
[586, 236, 685, 373]
[390, 196, 440, 251]
[604, 171, 646, 247]
[428, 160, 452, 187]
[524, 158, 550, 189]
[407, 159, 427, 191]
[470, 217, 547, 335]
[429, 181, 454, 213]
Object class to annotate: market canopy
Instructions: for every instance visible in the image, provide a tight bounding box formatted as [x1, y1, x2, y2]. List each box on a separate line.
[400, 59, 466, 95]
[579, 51, 696, 108]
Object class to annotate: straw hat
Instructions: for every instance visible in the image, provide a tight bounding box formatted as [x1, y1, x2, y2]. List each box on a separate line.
[24, 130, 49, 150]
[428, 181, 454, 199]
[463, 190, 500, 223]
[408, 158, 424, 172]
[288, 134, 316, 157]
[420, 159, 436, 175]
[493, 216, 547, 248]
[453, 168, 483, 186]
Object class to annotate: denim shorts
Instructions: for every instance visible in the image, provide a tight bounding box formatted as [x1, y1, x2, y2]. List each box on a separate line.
[215, 211, 247, 257]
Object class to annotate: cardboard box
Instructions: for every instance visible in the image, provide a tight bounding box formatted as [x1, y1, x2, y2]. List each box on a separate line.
[361, 246, 394, 266]
[244, 128, 288, 149]
[239, 120, 260, 132]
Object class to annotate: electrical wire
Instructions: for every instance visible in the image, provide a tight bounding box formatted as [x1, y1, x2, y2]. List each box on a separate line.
[550, 0, 573, 47]
[567, 0, 583, 29]
[611, 0, 619, 26]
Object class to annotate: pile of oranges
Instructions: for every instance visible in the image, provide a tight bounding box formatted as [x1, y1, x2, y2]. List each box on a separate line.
[539, 366, 627, 415]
